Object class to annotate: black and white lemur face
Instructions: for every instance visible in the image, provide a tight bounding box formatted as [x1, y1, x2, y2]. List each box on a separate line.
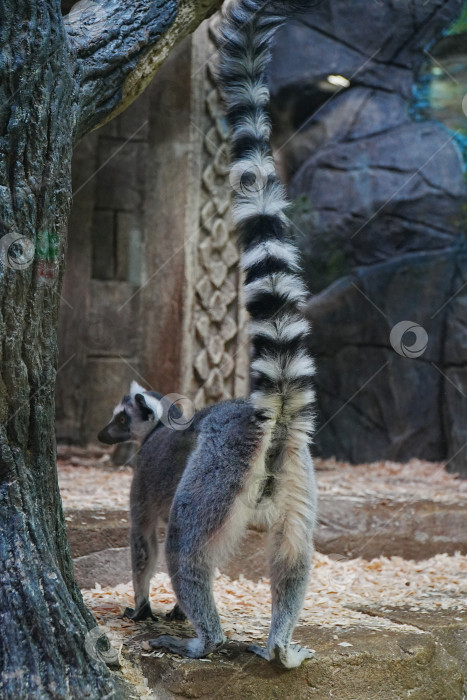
[97, 381, 163, 445]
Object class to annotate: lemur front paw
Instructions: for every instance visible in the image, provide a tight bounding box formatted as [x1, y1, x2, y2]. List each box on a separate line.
[165, 604, 187, 622]
[123, 602, 159, 622]
[248, 642, 314, 669]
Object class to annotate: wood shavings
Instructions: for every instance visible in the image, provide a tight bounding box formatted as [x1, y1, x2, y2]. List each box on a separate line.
[58, 462, 133, 511]
[82, 551, 467, 655]
[62, 449, 467, 657]
[59, 449, 464, 514]
[315, 457, 466, 504]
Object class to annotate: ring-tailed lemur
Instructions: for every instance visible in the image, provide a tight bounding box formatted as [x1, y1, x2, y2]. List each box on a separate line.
[98, 0, 316, 669]
[98, 381, 212, 622]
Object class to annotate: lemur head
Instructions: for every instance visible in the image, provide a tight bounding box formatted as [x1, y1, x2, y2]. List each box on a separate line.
[98, 381, 163, 445]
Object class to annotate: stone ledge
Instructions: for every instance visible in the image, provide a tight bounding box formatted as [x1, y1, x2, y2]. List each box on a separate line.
[74, 547, 134, 589]
[66, 509, 130, 558]
[126, 617, 464, 700]
[316, 496, 467, 560]
[67, 493, 467, 570]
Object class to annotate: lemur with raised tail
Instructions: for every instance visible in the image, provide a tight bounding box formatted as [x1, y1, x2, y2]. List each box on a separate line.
[98, 0, 317, 669]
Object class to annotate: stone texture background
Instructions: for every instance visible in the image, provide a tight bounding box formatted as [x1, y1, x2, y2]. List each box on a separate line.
[56, 19, 249, 445]
[269, 0, 467, 472]
[57, 0, 466, 474]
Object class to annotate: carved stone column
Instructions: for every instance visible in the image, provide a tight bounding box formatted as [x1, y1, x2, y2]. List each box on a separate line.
[188, 17, 249, 407]
[141, 17, 249, 406]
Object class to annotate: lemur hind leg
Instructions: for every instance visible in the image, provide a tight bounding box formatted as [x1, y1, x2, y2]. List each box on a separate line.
[124, 526, 159, 621]
[150, 409, 258, 657]
[150, 557, 226, 658]
[150, 506, 242, 657]
[249, 450, 316, 669]
[151, 492, 236, 657]
[248, 549, 313, 668]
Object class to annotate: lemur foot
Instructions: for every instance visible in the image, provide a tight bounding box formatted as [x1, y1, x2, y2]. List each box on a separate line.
[247, 643, 270, 661]
[150, 634, 225, 658]
[123, 602, 159, 622]
[247, 642, 314, 669]
[165, 604, 187, 622]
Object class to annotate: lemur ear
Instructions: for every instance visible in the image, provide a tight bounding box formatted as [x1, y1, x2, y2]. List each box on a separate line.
[135, 393, 162, 422]
[130, 380, 146, 396]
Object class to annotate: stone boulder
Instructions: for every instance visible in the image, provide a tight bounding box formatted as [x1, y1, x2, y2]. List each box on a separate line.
[269, 0, 467, 472]
[129, 613, 467, 700]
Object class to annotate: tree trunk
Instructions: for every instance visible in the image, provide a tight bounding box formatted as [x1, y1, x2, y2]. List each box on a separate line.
[0, 0, 221, 697]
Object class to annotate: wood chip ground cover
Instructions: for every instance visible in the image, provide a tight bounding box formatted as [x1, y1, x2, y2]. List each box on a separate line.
[83, 552, 467, 662]
[58, 448, 467, 682]
[58, 449, 467, 511]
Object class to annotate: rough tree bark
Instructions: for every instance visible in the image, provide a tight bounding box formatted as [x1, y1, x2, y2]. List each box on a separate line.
[0, 1, 220, 697]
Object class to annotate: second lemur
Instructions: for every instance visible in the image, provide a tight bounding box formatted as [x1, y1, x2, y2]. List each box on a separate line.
[99, 0, 317, 669]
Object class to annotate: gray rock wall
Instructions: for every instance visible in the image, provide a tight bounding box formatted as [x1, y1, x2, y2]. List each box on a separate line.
[269, 0, 467, 472]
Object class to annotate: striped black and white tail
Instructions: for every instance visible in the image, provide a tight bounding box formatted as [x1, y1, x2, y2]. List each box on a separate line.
[218, 0, 315, 443]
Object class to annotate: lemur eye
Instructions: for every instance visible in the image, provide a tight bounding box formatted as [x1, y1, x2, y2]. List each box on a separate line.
[119, 415, 126, 424]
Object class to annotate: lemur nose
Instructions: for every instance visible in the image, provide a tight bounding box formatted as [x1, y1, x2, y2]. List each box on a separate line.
[97, 427, 113, 444]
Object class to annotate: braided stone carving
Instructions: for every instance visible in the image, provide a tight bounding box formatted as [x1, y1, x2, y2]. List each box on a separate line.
[192, 18, 248, 408]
